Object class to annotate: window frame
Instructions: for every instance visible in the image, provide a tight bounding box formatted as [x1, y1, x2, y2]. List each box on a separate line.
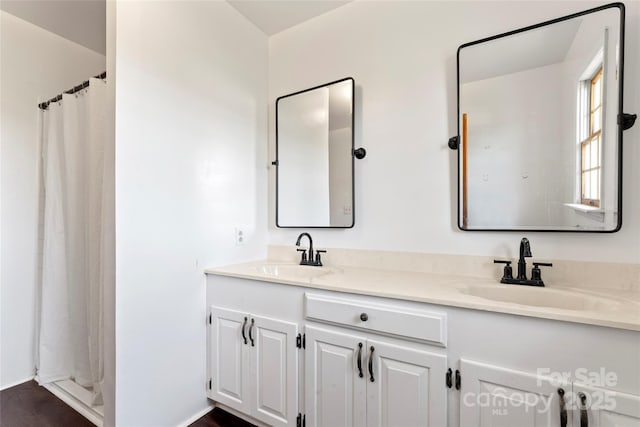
[579, 66, 603, 208]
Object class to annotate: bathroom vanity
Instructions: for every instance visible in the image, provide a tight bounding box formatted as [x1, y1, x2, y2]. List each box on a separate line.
[205, 254, 640, 427]
[205, 3, 640, 426]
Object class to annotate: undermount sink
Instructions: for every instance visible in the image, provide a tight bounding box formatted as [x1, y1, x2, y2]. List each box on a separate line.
[460, 285, 622, 311]
[253, 263, 335, 279]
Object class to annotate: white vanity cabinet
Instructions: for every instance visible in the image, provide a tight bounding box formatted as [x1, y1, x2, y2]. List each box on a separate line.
[304, 325, 448, 427]
[459, 358, 572, 427]
[208, 306, 299, 427]
[303, 292, 449, 427]
[208, 307, 252, 414]
[458, 359, 640, 427]
[571, 382, 640, 427]
[304, 326, 367, 427]
[451, 308, 640, 427]
[206, 272, 640, 427]
[367, 337, 447, 427]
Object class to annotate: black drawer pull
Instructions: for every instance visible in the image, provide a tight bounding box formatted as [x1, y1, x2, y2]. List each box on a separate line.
[558, 388, 567, 427]
[241, 317, 248, 345]
[579, 392, 588, 427]
[368, 346, 375, 382]
[360, 313, 368, 321]
[248, 318, 255, 347]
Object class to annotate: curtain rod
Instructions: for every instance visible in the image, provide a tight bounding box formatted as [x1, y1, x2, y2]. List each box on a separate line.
[38, 71, 107, 110]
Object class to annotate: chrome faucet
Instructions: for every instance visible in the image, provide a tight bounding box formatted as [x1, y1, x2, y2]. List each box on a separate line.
[494, 238, 552, 287]
[295, 233, 325, 266]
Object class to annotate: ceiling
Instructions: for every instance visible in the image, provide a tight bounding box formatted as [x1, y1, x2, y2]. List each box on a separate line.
[228, 0, 351, 36]
[460, 18, 582, 83]
[0, 0, 352, 56]
[0, 0, 106, 55]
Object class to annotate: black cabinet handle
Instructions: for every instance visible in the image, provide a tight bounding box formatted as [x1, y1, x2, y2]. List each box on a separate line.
[579, 392, 588, 427]
[558, 388, 567, 427]
[357, 343, 363, 378]
[368, 346, 375, 382]
[360, 313, 368, 322]
[248, 318, 255, 347]
[241, 316, 248, 345]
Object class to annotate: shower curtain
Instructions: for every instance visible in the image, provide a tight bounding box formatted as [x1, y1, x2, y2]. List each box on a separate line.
[38, 77, 109, 406]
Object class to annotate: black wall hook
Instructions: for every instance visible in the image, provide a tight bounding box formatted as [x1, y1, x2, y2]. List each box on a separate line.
[619, 113, 637, 131]
[353, 147, 367, 159]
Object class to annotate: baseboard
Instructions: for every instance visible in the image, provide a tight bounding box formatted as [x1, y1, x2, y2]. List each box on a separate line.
[42, 382, 103, 427]
[0, 376, 35, 391]
[177, 403, 215, 427]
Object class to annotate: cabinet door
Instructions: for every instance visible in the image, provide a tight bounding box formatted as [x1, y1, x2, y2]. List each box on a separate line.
[366, 339, 447, 427]
[460, 358, 571, 427]
[572, 383, 640, 427]
[250, 314, 299, 427]
[305, 326, 367, 427]
[209, 306, 251, 414]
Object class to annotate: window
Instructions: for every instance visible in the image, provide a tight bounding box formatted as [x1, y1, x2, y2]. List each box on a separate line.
[580, 67, 602, 207]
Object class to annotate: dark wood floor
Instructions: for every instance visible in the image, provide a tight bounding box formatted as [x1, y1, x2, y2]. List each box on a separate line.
[189, 407, 255, 427]
[0, 381, 254, 427]
[0, 380, 93, 427]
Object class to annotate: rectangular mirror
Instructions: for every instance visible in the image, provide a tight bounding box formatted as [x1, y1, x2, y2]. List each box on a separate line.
[456, 3, 625, 232]
[275, 77, 354, 228]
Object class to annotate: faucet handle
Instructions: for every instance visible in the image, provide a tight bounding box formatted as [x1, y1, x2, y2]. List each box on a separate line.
[315, 250, 326, 266]
[531, 262, 553, 281]
[296, 248, 308, 264]
[533, 262, 553, 267]
[494, 260, 513, 280]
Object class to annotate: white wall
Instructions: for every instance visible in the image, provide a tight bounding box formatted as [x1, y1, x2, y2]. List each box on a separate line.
[103, 1, 116, 424]
[328, 80, 354, 227]
[268, 0, 640, 264]
[113, 1, 268, 425]
[462, 63, 569, 228]
[278, 88, 330, 225]
[0, 11, 105, 389]
[329, 128, 352, 226]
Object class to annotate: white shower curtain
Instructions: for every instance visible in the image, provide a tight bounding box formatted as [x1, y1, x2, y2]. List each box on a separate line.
[38, 77, 109, 406]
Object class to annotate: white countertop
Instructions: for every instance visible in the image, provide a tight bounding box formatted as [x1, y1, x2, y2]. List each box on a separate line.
[205, 261, 640, 332]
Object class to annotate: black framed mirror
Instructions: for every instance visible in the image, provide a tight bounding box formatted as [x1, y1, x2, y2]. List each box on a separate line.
[275, 77, 356, 228]
[452, 3, 635, 232]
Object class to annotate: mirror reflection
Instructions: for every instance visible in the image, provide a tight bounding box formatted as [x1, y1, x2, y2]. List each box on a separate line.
[458, 4, 623, 231]
[276, 78, 354, 228]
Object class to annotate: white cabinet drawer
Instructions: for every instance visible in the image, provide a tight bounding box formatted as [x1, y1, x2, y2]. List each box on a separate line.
[304, 293, 446, 346]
